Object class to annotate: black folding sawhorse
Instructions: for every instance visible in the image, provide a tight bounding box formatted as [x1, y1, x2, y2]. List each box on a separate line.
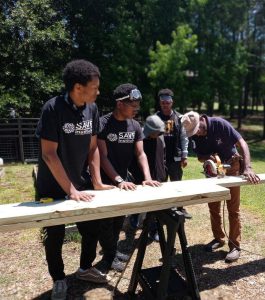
[128, 208, 201, 300]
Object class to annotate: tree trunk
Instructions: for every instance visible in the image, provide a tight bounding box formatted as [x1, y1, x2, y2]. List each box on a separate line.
[237, 88, 243, 130]
[263, 100, 265, 140]
[243, 75, 250, 117]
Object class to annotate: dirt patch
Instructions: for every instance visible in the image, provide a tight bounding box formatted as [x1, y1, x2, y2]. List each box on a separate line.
[0, 204, 265, 299]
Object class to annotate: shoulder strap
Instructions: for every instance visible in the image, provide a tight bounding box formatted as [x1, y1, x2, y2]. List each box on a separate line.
[172, 111, 182, 151]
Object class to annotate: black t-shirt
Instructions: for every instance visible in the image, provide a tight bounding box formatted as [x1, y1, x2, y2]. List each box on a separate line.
[35, 95, 99, 198]
[156, 110, 181, 163]
[98, 113, 143, 182]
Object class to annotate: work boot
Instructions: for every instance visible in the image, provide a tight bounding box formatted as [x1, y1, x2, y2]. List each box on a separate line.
[51, 279, 67, 300]
[225, 248, 241, 263]
[95, 259, 111, 274]
[204, 239, 225, 252]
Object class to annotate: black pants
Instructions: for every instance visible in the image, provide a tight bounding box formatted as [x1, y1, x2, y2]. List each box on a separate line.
[99, 216, 125, 263]
[43, 219, 101, 281]
[166, 161, 183, 181]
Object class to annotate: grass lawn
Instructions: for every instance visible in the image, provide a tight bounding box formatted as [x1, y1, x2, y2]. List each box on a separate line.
[0, 136, 264, 299]
[0, 139, 264, 215]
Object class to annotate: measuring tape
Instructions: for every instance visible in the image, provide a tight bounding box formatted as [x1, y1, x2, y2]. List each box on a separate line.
[39, 197, 54, 204]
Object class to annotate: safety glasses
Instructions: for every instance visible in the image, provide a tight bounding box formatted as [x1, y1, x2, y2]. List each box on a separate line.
[116, 89, 142, 101]
[159, 94, 173, 102]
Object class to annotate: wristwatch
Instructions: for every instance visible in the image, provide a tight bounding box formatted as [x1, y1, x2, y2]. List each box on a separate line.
[114, 176, 124, 185]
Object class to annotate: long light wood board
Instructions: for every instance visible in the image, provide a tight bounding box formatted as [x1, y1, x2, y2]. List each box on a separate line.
[0, 174, 264, 232]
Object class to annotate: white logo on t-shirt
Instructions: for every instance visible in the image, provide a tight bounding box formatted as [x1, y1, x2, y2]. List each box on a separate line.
[62, 120, 92, 135]
[107, 133, 118, 142]
[216, 138, 223, 145]
[118, 132, 135, 143]
[106, 132, 135, 143]
[62, 123, 75, 133]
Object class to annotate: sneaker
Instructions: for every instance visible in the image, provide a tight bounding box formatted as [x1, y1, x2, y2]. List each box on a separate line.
[51, 279, 67, 300]
[111, 257, 126, 272]
[204, 239, 225, 252]
[148, 231, 159, 242]
[225, 248, 241, 263]
[116, 251, 130, 262]
[177, 207, 192, 219]
[95, 259, 111, 274]
[76, 267, 109, 283]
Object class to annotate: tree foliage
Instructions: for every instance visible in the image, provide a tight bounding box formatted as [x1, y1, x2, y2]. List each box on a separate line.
[0, 0, 71, 117]
[0, 0, 264, 137]
[148, 25, 197, 111]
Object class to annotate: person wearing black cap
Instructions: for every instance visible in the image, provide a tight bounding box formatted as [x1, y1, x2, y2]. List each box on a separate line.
[128, 114, 167, 241]
[97, 83, 161, 272]
[35, 59, 113, 300]
[156, 88, 191, 219]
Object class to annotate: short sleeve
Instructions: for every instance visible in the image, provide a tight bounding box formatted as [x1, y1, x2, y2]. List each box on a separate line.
[98, 115, 108, 140]
[92, 104, 100, 136]
[135, 121, 144, 142]
[35, 101, 58, 142]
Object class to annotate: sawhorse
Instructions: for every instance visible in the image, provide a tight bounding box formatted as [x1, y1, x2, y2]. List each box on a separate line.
[128, 208, 201, 299]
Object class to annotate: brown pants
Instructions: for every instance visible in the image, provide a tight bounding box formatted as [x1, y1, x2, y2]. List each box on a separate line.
[208, 156, 241, 250]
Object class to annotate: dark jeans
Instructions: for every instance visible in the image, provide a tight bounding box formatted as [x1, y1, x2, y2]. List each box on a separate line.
[166, 161, 184, 210]
[99, 216, 125, 263]
[43, 219, 101, 281]
[166, 161, 183, 181]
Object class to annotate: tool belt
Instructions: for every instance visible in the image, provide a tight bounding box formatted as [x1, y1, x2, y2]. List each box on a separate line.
[224, 153, 244, 175]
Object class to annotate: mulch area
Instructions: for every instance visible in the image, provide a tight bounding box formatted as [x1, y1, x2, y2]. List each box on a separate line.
[0, 204, 265, 299]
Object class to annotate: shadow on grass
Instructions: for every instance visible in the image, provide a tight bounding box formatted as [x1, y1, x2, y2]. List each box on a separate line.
[31, 243, 265, 299]
[174, 244, 265, 292]
[31, 273, 115, 300]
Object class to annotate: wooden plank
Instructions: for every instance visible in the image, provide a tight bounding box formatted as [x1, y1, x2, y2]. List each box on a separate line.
[0, 194, 229, 232]
[0, 182, 230, 232]
[0, 174, 264, 233]
[206, 173, 265, 187]
[177, 173, 265, 188]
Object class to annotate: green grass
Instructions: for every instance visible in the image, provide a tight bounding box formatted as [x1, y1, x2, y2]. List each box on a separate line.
[242, 224, 257, 239]
[183, 152, 265, 220]
[0, 139, 264, 221]
[0, 163, 35, 204]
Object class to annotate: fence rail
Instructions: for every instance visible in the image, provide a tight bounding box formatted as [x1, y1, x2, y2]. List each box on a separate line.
[0, 118, 39, 163]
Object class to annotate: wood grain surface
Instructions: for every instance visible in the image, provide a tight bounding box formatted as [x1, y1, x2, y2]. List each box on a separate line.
[0, 174, 264, 232]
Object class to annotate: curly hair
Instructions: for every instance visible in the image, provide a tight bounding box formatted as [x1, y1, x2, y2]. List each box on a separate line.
[113, 83, 137, 101]
[62, 59, 100, 92]
[158, 88, 174, 97]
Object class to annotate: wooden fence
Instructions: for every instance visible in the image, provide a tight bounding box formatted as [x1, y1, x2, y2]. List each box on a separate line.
[0, 118, 39, 163]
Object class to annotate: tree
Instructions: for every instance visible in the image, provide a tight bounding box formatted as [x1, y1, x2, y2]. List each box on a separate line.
[0, 0, 71, 117]
[148, 25, 197, 111]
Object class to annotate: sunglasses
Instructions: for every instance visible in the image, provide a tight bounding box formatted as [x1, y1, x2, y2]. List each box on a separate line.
[116, 89, 142, 101]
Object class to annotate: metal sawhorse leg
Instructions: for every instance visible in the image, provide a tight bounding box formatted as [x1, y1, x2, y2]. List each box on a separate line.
[128, 209, 200, 300]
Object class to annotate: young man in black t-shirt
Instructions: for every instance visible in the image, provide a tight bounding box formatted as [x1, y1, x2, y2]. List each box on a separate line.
[36, 60, 112, 300]
[97, 83, 161, 272]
